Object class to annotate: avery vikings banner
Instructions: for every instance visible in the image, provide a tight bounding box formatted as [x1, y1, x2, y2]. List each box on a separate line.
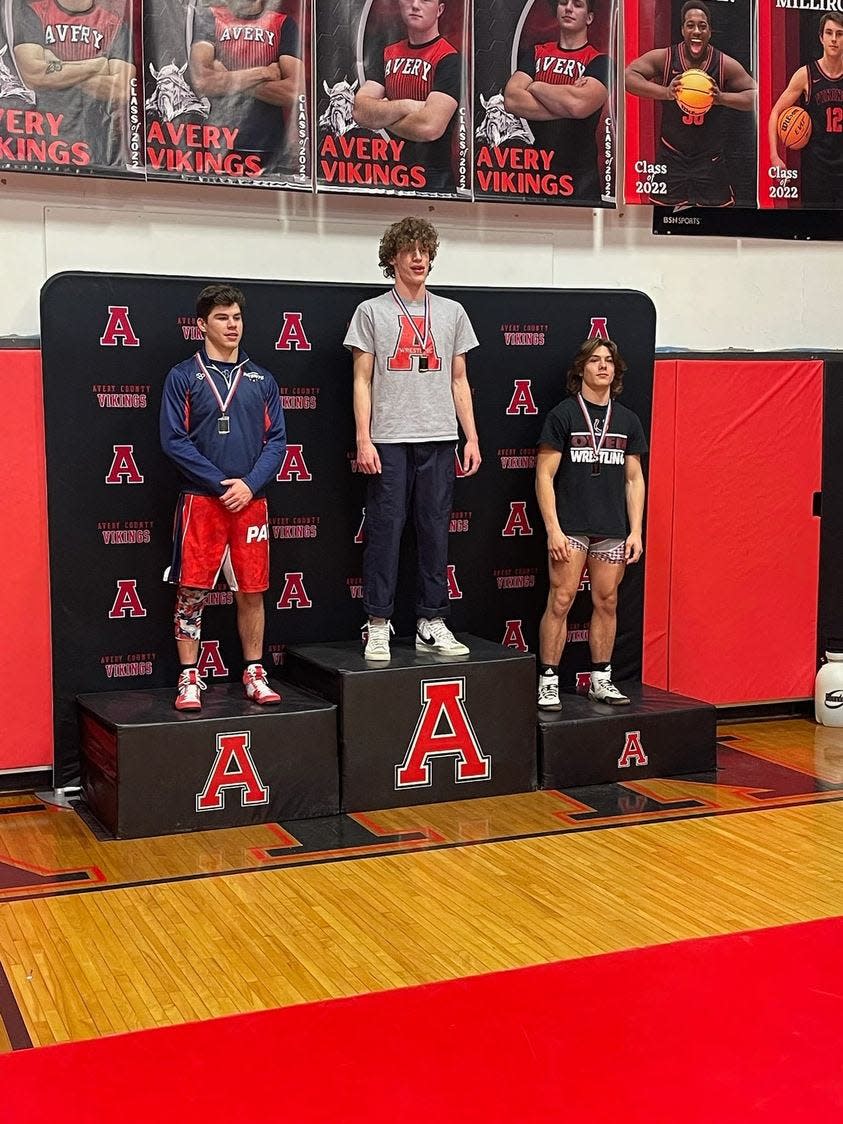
[0, 0, 142, 176]
[473, 0, 617, 207]
[42, 274, 654, 784]
[314, 0, 471, 197]
[143, 0, 311, 187]
[624, 0, 757, 208]
[759, 1, 843, 210]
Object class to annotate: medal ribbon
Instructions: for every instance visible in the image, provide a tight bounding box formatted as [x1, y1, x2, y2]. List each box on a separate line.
[391, 288, 431, 358]
[195, 352, 247, 417]
[576, 393, 613, 469]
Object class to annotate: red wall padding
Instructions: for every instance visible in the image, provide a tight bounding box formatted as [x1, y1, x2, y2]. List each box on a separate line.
[645, 359, 822, 704]
[1, 350, 52, 768]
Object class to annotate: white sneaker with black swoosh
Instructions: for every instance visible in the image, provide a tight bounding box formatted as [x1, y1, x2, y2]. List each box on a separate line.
[416, 617, 470, 656]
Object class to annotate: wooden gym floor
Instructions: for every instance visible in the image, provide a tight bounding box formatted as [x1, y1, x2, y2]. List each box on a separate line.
[2, 716, 843, 1054]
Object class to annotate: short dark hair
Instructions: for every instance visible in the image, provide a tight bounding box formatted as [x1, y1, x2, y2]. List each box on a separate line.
[196, 284, 246, 321]
[566, 337, 627, 398]
[547, 0, 595, 14]
[819, 12, 843, 34]
[378, 217, 440, 278]
[681, 1, 711, 24]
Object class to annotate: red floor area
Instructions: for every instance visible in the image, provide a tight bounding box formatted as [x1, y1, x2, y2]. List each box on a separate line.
[3, 916, 843, 1122]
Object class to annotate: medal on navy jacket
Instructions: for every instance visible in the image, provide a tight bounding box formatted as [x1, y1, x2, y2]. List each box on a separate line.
[392, 288, 431, 372]
[195, 351, 246, 436]
[576, 392, 613, 477]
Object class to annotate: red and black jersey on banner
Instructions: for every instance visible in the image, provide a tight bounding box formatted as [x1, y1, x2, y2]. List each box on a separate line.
[315, 0, 470, 198]
[143, 0, 311, 189]
[759, 3, 843, 210]
[41, 273, 654, 785]
[2, 0, 141, 175]
[624, 0, 757, 208]
[473, 0, 616, 207]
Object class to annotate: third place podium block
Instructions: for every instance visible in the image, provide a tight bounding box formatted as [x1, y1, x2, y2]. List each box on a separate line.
[538, 684, 717, 789]
[284, 635, 536, 812]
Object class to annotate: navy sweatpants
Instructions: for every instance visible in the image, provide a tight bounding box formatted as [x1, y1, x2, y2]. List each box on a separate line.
[363, 442, 455, 620]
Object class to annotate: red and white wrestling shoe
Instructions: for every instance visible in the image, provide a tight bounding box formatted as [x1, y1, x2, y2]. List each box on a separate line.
[243, 663, 281, 705]
[175, 668, 206, 711]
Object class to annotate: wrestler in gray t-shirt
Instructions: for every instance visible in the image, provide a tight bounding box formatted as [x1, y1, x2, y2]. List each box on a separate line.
[344, 290, 479, 443]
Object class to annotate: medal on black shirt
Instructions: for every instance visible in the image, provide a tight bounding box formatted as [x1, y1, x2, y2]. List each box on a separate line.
[391, 288, 432, 372]
[576, 393, 613, 478]
[196, 352, 246, 437]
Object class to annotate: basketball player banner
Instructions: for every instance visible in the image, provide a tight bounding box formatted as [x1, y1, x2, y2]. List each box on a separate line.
[623, 0, 758, 208]
[143, 0, 312, 188]
[472, 0, 617, 207]
[314, 0, 471, 197]
[0, 0, 143, 177]
[41, 274, 654, 785]
[758, 1, 843, 210]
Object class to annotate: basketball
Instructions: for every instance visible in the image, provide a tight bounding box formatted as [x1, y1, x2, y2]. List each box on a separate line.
[777, 106, 812, 150]
[675, 68, 715, 115]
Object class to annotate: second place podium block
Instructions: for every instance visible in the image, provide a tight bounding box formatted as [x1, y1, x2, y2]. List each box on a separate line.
[284, 635, 537, 812]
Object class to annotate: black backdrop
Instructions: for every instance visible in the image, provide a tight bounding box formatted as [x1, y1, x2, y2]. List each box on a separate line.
[42, 274, 655, 785]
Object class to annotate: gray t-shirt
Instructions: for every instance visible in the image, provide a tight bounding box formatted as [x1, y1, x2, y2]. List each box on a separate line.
[344, 289, 479, 443]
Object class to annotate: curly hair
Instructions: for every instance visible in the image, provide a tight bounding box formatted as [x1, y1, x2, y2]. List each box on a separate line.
[196, 284, 245, 320]
[378, 217, 440, 278]
[566, 337, 627, 398]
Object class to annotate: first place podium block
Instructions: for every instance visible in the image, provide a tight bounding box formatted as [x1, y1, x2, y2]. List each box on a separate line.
[284, 636, 536, 812]
[538, 684, 717, 789]
[78, 681, 339, 839]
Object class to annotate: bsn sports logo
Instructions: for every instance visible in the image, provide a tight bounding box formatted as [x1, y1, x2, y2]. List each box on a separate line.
[196, 731, 269, 811]
[825, 691, 843, 710]
[395, 678, 491, 788]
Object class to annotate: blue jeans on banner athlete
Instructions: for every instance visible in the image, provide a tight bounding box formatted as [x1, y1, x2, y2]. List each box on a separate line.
[363, 441, 455, 620]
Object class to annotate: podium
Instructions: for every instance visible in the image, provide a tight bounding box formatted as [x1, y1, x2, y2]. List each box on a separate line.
[78, 680, 339, 839]
[284, 635, 536, 812]
[538, 684, 717, 789]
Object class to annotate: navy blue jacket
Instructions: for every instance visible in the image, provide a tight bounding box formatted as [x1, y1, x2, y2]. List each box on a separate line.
[160, 350, 286, 498]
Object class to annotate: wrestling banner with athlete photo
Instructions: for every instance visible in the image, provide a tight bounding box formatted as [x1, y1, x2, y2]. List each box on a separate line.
[473, 0, 617, 207]
[624, 0, 757, 208]
[143, 0, 311, 188]
[759, 1, 843, 210]
[314, 0, 471, 198]
[0, 0, 142, 176]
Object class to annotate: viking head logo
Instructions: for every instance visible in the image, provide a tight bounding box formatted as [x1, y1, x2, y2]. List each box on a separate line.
[319, 78, 359, 137]
[145, 60, 210, 122]
[0, 45, 35, 104]
[476, 91, 534, 147]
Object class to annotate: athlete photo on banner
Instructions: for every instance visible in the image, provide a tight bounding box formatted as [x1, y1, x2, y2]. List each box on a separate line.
[315, 0, 471, 198]
[0, 0, 142, 176]
[624, 0, 757, 208]
[760, 3, 843, 210]
[144, 0, 311, 188]
[473, 0, 617, 207]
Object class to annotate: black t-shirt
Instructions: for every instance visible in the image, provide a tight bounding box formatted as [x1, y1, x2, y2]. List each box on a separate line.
[538, 396, 647, 538]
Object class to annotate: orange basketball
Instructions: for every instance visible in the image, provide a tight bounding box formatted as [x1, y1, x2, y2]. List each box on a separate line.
[675, 68, 715, 115]
[777, 106, 812, 150]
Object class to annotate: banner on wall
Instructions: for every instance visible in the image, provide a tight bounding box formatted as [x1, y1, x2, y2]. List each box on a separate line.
[759, 2, 843, 211]
[473, 0, 616, 207]
[42, 274, 654, 785]
[0, 0, 142, 176]
[624, 0, 757, 208]
[314, 0, 471, 197]
[143, 0, 311, 188]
